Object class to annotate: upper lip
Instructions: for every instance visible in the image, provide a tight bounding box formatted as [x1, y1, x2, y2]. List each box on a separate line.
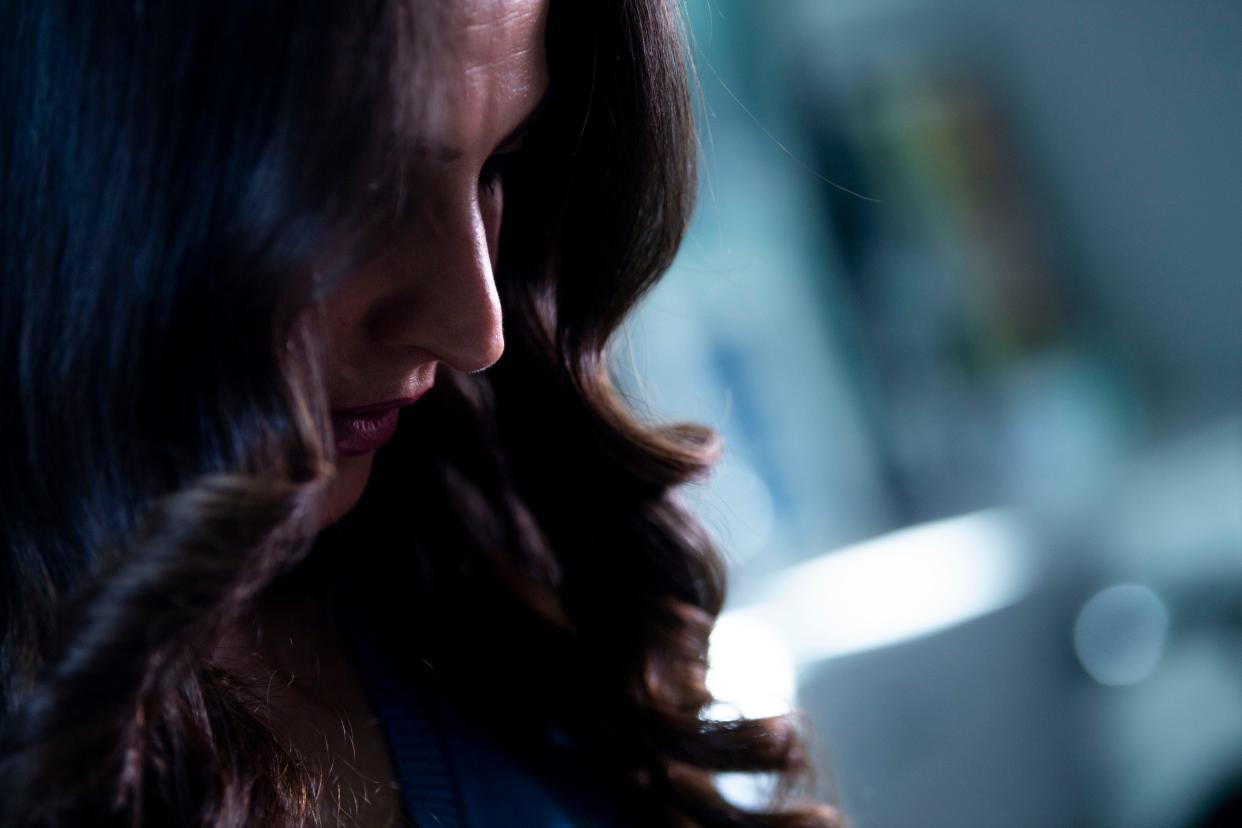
[332, 386, 433, 417]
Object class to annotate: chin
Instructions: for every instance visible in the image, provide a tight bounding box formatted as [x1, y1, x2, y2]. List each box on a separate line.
[314, 452, 376, 531]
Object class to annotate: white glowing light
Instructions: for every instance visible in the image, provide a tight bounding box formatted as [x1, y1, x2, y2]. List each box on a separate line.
[705, 615, 796, 810]
[706, 613, 798, 721]
[705, 512, 1033, 809]
[715, 771, 779, 811]
[716, 510, 1035, 667]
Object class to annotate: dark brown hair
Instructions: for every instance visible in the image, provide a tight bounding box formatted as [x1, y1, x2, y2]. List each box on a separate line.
[0, 1, 840, 825]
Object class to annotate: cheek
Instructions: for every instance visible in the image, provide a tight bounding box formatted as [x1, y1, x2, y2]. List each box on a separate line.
[314, 281, 373, 400]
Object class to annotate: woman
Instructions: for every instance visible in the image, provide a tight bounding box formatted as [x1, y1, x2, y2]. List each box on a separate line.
[0, 0, 839, 825]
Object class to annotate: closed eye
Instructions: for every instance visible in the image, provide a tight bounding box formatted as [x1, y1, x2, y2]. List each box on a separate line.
[478, 90, 548, 193]
[479, 150, 517, 192]
[479, 132, 529, 194]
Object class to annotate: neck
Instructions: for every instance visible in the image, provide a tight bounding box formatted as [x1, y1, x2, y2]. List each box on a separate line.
[210, 561, 404, 828]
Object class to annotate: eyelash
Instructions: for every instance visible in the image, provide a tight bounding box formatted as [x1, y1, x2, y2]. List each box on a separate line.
[479, 153, 511, 193]
[479, 136, 529, 193]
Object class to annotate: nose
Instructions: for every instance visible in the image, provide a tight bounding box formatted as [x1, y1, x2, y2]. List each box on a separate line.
[365, 187, 505, 374]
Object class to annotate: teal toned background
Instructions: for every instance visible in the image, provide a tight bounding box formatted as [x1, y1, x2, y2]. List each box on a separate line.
[618, 1, 1242, 825]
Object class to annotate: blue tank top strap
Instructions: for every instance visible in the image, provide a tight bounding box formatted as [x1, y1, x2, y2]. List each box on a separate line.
[340, 618, 466, 827]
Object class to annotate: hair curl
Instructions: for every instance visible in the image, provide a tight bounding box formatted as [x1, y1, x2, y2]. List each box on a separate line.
[0, 1, 841, 826]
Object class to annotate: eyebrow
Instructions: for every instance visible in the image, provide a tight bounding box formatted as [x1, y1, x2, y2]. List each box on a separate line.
[423, 88, 552, 164]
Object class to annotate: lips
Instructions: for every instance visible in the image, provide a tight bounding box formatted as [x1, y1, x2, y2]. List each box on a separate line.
[330, 389, 431, 457]
[331, 408, 401, 456]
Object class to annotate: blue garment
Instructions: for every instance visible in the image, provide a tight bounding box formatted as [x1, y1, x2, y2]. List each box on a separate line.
[339, 606, 627, 827]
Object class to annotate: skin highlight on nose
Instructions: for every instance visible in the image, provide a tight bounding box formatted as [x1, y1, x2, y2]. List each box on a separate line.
[312, 0, 547, 528]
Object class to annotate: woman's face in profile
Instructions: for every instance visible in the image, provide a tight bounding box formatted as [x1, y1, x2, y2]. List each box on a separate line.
[312, 0, 550, 528]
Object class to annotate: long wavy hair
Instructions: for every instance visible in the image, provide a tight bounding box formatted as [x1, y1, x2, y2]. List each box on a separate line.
[0, 0, 840, 825]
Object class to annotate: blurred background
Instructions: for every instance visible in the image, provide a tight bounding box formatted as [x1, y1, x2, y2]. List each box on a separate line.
[612, 1, 1242, 825]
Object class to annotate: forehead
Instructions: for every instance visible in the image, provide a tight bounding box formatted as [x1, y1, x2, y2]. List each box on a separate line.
[424, 0, 549, 150]
[454, 0, 547, 62]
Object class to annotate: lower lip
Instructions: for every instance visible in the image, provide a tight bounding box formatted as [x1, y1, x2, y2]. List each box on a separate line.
[331, 408, 401, 457]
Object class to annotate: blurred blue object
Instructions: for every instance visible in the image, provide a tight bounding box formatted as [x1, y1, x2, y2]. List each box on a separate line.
[620, 0, 1242, 824]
